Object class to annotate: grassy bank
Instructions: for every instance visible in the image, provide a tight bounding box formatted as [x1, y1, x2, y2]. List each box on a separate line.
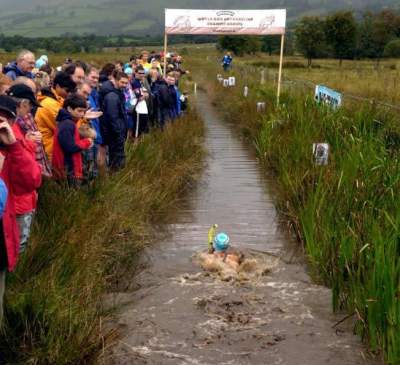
[0, 113, 204, 364]
[204, 63, 399, 363]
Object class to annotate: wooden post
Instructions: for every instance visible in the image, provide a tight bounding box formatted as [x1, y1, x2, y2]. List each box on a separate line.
[277, 34, 285, 105]
[163, 32, 168, 77]
[260, 68, 265, 85]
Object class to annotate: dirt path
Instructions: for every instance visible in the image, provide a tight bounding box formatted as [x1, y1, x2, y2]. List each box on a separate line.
[104, 92, 376, 365]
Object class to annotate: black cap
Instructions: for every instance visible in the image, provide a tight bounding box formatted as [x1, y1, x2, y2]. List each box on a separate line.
[0, 95, 17, 118]
[7, 84, 41, 107]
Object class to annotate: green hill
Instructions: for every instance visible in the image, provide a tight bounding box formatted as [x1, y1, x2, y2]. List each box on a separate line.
[0, 0, 398, 37]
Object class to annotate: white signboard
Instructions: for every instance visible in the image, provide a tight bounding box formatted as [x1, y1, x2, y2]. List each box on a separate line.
[165, 9, 286, 35]
[313, 143, 329, 166]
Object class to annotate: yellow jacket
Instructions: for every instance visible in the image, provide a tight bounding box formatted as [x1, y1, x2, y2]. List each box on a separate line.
[35, 89, 64, 160]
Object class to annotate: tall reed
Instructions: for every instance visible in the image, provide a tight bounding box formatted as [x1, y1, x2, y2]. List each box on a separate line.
[208, 63, 400, 364]
[0, 113, 204, 364]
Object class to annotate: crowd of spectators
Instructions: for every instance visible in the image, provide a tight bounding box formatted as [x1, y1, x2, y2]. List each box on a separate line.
[0, 48, 189, 324]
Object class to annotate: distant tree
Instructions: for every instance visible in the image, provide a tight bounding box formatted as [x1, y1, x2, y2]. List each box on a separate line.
[358, 10, 399, 60]
[325, 11, 357, 66]
[384, 38, 400, 58]
[261, 36, 280, 56]
[379, 9, 400, 37]
[284, 31, 295, 56]
[217, 36, 261, 56]
[357, 12, 376, 58]
[295, 16, 326, 67]
[371, 13, 394, 60]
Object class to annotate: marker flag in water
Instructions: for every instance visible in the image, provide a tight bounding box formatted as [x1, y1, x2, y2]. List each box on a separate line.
[208, 224, 218, 249]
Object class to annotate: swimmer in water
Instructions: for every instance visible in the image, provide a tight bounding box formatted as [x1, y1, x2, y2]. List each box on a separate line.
[211, 232, 244, 272]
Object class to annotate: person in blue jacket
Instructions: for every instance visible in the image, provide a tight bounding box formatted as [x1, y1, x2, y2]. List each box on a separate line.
[222, 52, 233, 72]
[86, 66, 107, 169]
[3, 50, 35, 81]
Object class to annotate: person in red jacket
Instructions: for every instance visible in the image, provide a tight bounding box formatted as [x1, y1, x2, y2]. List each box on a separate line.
[7, 84, 46, 253]
[52, 94, 93, 186]
[0, 95, 42, 325]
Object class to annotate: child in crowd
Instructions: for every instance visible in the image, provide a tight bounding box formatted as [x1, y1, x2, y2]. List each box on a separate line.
[52, 94, 94, 186]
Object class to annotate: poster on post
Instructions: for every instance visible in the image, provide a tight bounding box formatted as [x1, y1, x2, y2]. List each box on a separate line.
[315, 85, 342, 109]
[312, 143, 329, 165]
[165, 9, 286, 35]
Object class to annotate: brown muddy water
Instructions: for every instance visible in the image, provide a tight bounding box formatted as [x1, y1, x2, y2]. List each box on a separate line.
[103, 92, 377, 365]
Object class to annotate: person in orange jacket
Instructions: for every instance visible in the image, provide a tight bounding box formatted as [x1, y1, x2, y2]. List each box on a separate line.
[35, 71, 76, 160]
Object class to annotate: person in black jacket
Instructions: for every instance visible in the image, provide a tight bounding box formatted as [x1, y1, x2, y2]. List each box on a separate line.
[157, 73, 178, 129]
[98, 70, 129, 171]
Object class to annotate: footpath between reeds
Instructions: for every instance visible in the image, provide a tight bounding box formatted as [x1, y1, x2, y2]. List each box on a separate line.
[0, 112, 204, 365]
[206, 67, 400, 364]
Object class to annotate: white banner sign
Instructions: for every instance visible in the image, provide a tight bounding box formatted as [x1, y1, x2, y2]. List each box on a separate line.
[165, 9, 286, 35]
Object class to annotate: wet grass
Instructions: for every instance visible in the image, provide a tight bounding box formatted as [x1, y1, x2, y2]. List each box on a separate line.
[199, 59, 400, 363]
[0, 113, 204, 364]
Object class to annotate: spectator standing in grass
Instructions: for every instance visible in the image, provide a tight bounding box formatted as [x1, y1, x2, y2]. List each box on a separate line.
[7, 85, 45, 252]
[3, 50, 35, 81]
[148, 68, 161, 127]
[99, 63, 116, 84]
[52, 94, 94, 186]
[131, 66, 150, 137]
[98, 70, 129, 171]
[86, 66, 106, 169]
[7, 83, 51, 177]
[158, 73, 178, 128]
[35, 72, 76, 159]
[0, 95, 41, 324]
[64, 63, 85, 86]
[222, 52, 233, 72]
[77, 81, 103, 181]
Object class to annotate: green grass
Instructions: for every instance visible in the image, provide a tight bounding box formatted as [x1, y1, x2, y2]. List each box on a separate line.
[202, 59, 400, 363]
[0, 113, 204, 364]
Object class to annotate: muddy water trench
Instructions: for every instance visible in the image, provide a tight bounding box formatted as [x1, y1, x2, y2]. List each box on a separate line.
[105, 92, 375, 365]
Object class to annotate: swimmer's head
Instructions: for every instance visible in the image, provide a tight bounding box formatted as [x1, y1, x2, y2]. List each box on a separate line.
[213, 232, 230, 252]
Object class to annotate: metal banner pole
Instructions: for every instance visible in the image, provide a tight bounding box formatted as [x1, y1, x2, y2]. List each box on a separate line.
[277, 34, 285, 105]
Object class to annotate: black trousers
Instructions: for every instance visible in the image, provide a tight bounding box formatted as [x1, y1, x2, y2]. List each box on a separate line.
[108, 133, 126, 171]
[132, 112, 149, 136]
